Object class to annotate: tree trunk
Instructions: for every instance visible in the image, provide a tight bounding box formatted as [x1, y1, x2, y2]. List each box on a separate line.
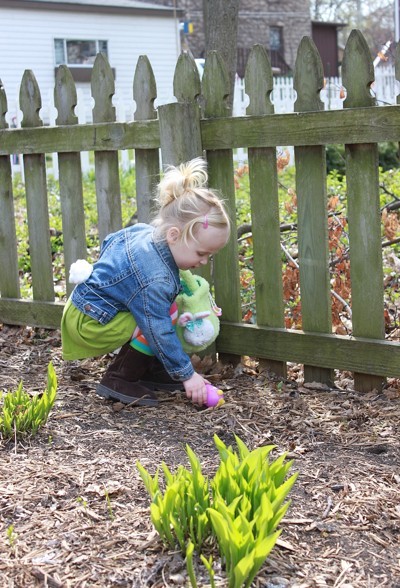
[203, 0, 239, 112]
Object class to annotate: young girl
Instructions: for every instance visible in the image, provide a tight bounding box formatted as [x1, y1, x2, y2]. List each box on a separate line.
[61, 157, 231, 407]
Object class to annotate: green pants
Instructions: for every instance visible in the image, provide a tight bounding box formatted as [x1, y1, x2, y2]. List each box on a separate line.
[61, 298, 136, 360]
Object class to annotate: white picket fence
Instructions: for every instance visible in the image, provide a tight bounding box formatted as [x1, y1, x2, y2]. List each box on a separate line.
[233, 65, 398, 116]
[8, 66, 399, 176]
[232, 65, 398, 166]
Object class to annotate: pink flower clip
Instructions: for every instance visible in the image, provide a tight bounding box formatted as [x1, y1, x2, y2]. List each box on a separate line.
[203, 214, 209, 229]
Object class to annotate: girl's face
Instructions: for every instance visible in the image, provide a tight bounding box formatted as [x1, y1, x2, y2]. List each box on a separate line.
[167, 225, 229, 270]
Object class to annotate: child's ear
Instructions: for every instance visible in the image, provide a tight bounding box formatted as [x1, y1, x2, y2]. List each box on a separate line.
[166, 226, 181, 244]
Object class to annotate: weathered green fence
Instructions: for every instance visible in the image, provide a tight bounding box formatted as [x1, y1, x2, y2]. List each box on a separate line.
[1, 30, 399, 392]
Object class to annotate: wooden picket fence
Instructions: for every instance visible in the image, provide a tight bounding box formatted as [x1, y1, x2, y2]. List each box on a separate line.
[1, 30, 400, 392]
[7, 65, 398, 178]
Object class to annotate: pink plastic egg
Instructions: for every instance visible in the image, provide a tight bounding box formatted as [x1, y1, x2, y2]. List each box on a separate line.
[205, 383, 225, 407]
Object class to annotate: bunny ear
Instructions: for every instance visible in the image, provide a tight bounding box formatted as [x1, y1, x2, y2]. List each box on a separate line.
[178, 312, 194, 326]
[194, 311, 211, 320]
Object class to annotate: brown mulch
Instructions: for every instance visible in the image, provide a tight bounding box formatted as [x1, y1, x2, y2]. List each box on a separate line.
[0, 324, 399, 588]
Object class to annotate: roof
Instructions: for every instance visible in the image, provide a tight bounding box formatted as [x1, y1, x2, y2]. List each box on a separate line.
[311, 20, 347, 28]
[0, 0, 182, 16]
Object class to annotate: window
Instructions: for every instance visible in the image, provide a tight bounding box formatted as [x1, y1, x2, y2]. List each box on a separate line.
[269, 26, 283, 52]
[54, 39, 108, 67]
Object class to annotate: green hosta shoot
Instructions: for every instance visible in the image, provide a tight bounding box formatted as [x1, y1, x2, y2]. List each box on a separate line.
[208, 507, 280, 588]
[186, 542, 216, 588]
[6, 525, 17, 547]
[212, 434, 297, 520]
[137, 434, 297, 588]
[186, 541, 198, 588]
[0, 363, 57, 439]
[207, 434, 298, 588]
[200, 553, 216, 588]
[137, 444, 211, 552]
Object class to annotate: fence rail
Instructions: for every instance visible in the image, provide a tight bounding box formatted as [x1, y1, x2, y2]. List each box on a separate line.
[1, 31, 399, 392]
[7, 64, 398, 177]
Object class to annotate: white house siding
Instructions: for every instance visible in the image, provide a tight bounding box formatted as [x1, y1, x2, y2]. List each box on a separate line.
[0, 6, 180, 124]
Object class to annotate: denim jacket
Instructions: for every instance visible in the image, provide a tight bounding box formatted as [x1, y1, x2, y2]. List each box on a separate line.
[71, 223, 194, 382]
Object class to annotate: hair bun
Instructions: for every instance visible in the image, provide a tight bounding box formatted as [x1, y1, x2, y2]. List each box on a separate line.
[157, 157, 208, 207]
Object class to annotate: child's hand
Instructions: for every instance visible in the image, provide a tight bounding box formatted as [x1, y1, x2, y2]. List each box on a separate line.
[183, 372, 207, 405]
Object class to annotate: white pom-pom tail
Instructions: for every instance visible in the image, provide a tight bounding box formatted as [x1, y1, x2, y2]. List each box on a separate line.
[69, 259, 93, 284]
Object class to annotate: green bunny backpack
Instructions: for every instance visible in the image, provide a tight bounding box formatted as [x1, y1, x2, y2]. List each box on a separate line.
[176, 270, 221, 353]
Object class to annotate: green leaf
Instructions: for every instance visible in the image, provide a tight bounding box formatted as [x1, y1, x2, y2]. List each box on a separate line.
[232, 552, 255, 588]
[270, 453, 293, 486]
[244, 531, 281, 588]
[164, 483, 179, 515]
[213, 434, 230, 459]
[229, 527, 254, 571]
[213, 494, 242, 521]
[186, 541, 198, 588]
[208, 508, 232, 566]
[136, 462, 159, 497]
[200, 554, 216, 588]
[195, 511, 210, 548]
[161, 460, 175, 485]
[47, 362, 58, 395]
[186, 444, 201, 474]
[170, 514, 186, 551]
[271, 473, 298, 512]
[267, 500, 291, 534]
[238, 493, 252, 519]
[149, 502, 165, 539]
[238, 445, 275, 482]
[234, 434, 250, 460]
[213, 434, 239, 468]
[234, 511, 255, 539]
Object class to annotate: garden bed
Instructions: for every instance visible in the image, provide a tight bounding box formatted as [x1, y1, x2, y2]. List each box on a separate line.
[0, 324, 399, 587]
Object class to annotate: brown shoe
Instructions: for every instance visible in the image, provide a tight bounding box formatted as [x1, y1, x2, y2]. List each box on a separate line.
[96, 343, 158, 406]
[138, 357, 185, 392]
[96, 375, 158, 406]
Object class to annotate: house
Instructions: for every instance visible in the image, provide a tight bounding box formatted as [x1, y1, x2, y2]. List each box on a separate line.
[139, 0, 312, 76]
[0, 0, 183, 123]
[142, 1, 345, 79]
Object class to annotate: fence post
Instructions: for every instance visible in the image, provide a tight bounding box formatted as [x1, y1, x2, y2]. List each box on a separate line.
[54, 65, 87, 297]
[173, 51, 202, 104]
[133, 55, 160, 223]
[20, 70, 54, 302]
[202, 51, 242, 335]
[158, 101, 203, 167]
[91, 54, 122, 242]
[159, 53, 219, 359]
[342, 30, 385, 392]
[171, 52, 210, 283]
[396, 44, 400, 106]
[245, 44, 286, 378]
[294, 37, 334, 386]
[0, 79, 20, 299]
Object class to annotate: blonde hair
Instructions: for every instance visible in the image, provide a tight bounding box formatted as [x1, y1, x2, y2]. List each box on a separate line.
[152, 157, 231, 244]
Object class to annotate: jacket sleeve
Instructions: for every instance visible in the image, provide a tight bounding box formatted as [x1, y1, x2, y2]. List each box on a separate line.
[127, 280, 195, 382]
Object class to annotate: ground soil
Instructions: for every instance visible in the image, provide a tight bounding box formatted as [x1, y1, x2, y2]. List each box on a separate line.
[0, 325, 399, 588]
